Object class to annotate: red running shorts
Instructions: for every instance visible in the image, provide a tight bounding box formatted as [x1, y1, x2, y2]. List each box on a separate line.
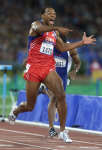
[24, 63, 55, 82]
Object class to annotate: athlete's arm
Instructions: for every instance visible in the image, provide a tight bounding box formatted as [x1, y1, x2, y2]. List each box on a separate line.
[56, 32, 96, 52]
[29, 21, 72, 36]
[70, 49, 81, 72]
[23, 58, 27, 67]
[67, 49, 80, 80]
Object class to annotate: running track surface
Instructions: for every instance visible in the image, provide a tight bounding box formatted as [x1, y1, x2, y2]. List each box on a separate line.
[0, 122, 102, 150]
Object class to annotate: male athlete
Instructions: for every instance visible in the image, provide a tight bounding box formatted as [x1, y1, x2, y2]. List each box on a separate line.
[9, 7, 96, 143]
[48, 46, 80, 141]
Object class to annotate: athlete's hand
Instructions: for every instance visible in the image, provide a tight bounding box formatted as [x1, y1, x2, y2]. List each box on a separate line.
[74, 64, 80, 73]
[57, 27, 72, 36]
[69, 70, 76, 80]
[82, 32, 96, 45]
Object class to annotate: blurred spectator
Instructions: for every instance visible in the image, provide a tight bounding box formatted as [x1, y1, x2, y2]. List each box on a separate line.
[90, 59, 101, 72]
[17, 48, 26, 65]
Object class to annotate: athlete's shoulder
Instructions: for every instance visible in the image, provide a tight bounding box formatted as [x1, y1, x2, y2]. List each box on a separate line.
[29, 20, 41, 36]
[31, 20, 41, 28]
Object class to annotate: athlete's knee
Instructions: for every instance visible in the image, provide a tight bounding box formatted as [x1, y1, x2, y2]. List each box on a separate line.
[56, 91, 65, 102]
[49, 96, 56, 107]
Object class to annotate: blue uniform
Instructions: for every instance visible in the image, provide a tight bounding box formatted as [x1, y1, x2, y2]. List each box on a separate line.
[54, 48, 71, 91]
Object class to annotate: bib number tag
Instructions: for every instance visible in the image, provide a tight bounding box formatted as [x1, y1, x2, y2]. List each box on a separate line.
[55, 57, 66, 67]
[40, 42, 53, 55]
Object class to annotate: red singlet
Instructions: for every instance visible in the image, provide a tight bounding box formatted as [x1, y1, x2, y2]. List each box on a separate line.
[24, 31, 56, 82]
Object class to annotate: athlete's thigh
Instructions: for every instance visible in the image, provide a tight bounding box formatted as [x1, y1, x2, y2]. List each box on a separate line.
[44, 71, 64, 95]
[26, 80, 40, 105]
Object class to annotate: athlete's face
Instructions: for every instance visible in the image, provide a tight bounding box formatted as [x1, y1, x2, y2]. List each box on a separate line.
[42, 8, 56, 26]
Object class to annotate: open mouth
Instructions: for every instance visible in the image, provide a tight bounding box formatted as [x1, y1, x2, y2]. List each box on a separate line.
[49, 19, 55, 25]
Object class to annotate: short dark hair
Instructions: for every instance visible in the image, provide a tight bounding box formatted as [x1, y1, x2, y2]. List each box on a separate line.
[41, 7, 54, 15]
[41, 8, 46, 15]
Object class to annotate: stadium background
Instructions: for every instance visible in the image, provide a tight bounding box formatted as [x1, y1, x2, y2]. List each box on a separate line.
[0, 0, 102, 117]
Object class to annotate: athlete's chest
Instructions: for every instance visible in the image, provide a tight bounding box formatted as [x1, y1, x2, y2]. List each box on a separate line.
[40, 32, 56, 55]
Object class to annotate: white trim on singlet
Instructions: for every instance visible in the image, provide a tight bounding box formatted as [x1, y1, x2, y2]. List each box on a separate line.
[66, 41, 72, 73]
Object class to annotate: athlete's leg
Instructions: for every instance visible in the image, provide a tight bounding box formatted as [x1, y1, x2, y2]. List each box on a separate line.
[11, 81, 40, 118]
[47, 90, 56, 128]
[44, 71, 67, 132]
[47, 90, 58, 137]
[44, 71, 72, 142]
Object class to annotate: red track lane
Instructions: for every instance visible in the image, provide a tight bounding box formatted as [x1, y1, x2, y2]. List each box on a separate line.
[0, 122, 102, 150]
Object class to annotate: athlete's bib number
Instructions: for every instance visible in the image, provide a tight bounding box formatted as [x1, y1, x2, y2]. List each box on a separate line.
[40, 42, 53, 55]
[55, 57, 66, 67]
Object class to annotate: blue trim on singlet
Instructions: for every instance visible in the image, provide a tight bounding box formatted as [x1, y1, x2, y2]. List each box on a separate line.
[28, 36, 38, 50]
[28, 34, 43, 51]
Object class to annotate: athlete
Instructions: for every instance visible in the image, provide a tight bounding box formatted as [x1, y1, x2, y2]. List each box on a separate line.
[48, 46, 80, 141]
[8, 7, 96, 143]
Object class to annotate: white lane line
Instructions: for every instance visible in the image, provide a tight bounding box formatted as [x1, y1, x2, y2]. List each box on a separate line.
[80, 146, 99, 149]
[80, 147, 89, 149]
[4, 119, 102, 136]
[0, 128, 102, 147]
[0, 144, 13, 147]
[0, 128, 44, 137]
[3, 148, 43, 150]
[0, 139, 57, 150]
[15, 120, 102, 136]
[73, 140, 102, 146]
